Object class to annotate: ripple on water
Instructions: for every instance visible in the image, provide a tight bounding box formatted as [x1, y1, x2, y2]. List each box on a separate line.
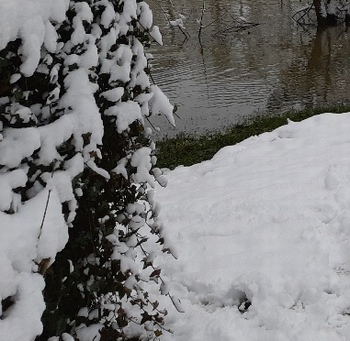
[147, 0, 350, 137]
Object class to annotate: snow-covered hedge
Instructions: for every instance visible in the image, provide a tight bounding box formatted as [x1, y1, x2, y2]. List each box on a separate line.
[0, 1, 174, 340]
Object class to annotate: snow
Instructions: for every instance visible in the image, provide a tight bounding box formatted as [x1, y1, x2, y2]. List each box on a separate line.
[0, 170, 27, 211]
[149, 85, 175, 126]
[150, 26, 163, 45]
[137, 2, 154, 29]
[101, 45, 133, 83]
[100, 3, 115, 28]
[0, 128, 41, 168]
[0, 0, 69, 76]
[106, 101, 143, 133]
[131, 147, 155, 186]
[0, 0, 175, 339]
[0, 188, 67, 341]
[59, 68, 103, 158]
[154, 113, 350, 341]
[4, 0, 349, 339]
[100, 87, 124, 102]
[71, 2, 93, 45]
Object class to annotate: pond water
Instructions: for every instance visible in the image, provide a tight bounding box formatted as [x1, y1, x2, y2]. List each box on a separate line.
[147, 0, 350, 138]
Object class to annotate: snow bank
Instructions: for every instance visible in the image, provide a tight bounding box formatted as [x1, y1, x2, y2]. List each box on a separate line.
[155, 113, 350, 341]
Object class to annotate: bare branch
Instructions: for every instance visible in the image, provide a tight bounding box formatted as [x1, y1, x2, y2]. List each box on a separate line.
[198, 0, 206, 41]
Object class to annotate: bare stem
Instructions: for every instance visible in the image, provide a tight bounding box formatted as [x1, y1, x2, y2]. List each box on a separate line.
[198, 0, 206, 41]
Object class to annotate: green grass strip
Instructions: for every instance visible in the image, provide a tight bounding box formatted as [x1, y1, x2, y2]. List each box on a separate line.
[156, 105, 350, 169]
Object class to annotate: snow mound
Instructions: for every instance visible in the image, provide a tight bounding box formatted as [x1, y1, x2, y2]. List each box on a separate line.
[155, 113, 350, 341]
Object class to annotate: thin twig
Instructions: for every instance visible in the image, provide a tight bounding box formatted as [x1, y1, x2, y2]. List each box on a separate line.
[136, 233, 184, 313]
[146, 116, 161, 132]
[38, 188, 52, 240]
[202, 9, 229, 29]
[36, 170, 55, 275]
[177, 25, 190, 40]
[152, 0, 190, 40]
[198, 0, 206, 41]
[213, 22, 259, 36]
[153, 0, 173, 25]
[292, 4, 316, 25]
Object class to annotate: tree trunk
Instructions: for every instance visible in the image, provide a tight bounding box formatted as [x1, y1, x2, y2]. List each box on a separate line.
[313, 0, 337, 26]
[346, 12, 350, 26]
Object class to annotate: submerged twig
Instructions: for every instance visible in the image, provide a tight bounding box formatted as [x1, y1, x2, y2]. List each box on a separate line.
[202, 9, 230, 29]
[292, 4, 316, 26]
[213, 22, 260, 36]
[153, 0, 190, 40]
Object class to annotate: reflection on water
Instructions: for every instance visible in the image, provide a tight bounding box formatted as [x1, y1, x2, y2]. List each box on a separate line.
[147, 0, 350, 138]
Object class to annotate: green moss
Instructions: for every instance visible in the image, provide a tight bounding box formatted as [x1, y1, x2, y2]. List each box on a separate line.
[156, 105, 350, 169]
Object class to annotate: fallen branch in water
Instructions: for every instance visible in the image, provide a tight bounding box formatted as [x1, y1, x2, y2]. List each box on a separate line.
[213, 21, 260, 36]
[292, 4, 316, 25]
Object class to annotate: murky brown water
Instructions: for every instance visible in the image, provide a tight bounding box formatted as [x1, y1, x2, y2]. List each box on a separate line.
[147, 0, 350, 138]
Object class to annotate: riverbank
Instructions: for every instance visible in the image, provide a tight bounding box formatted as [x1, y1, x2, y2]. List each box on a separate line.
[156, 105, 350, 169]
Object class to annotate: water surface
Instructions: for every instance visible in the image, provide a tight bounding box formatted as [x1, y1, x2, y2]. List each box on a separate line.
[147, 0, 350, 138]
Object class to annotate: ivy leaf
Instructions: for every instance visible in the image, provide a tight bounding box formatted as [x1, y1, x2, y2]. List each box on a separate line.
[100, 327, 122, 341]
[154, 329, 162, 337]
[149, 268, 161, 279]
[140, 312, 152, 325]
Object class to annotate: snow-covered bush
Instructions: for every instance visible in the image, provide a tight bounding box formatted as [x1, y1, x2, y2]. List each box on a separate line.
[0, 1, 174, 340]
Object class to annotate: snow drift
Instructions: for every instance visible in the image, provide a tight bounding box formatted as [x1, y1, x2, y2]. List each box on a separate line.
[155, 113, 350, 341]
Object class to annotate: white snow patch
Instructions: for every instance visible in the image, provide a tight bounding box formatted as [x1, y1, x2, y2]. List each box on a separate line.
[106, 101, 143, 133]
[155, 113, 350, 341]
[0, 187, 68, 341]
[149, 85, 175, 126]
[0, 0, 69, 76]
